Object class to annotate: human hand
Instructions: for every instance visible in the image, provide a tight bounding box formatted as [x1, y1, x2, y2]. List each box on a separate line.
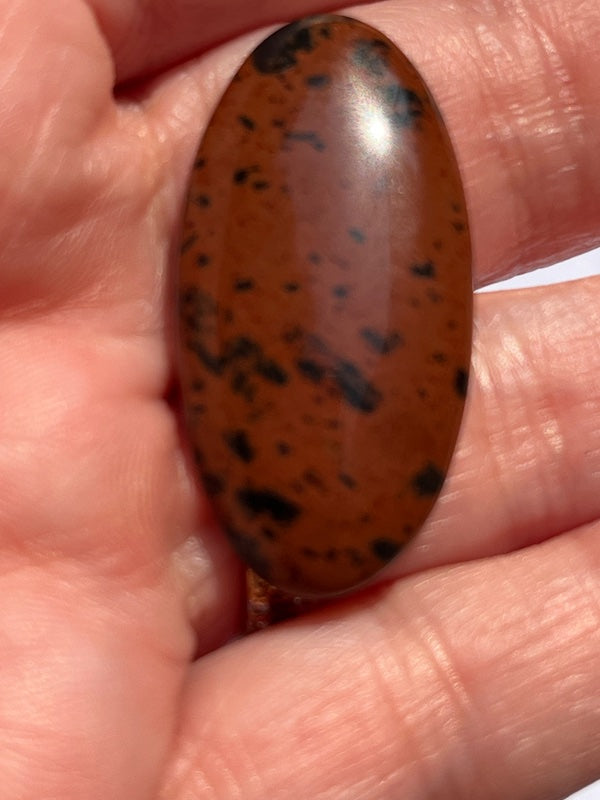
[1, 1, 599, 798]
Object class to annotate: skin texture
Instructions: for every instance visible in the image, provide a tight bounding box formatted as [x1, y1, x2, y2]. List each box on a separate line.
[1, 1, 600, 799]
[178, 15, 472, 596]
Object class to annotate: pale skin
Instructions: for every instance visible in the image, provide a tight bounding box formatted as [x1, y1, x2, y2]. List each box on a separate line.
[1, 0, 600, 797]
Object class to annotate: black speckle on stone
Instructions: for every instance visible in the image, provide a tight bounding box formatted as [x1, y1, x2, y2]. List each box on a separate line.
[417, 387, 428, 400]
[272, 118, 286, 128]
[196, 253, 211, 268]
[303, 469, 326, 490]
[306, 73, 331, 88]
[452, 220, 466, 232]
[285, 130, 326, 151]
[181, 287, 226, 370]
[394, 103, 424, 127]
[411, 260, 436, 279]
[202, 472, 225, 497]
[412, 462, 445, 496]
[186, 329, 290, 395]
[283, 281, 300, 293]
[234, 278, 255, 292]
[236, 487, 301, 523]
[325, 548, 338, 561]
[382, 84, 424, 127]
[223, 429, 255, 463]
[252, 21, 315, 74]
[332, 284, 349, 299]
[296, 358, 325, 384]
[308, 252, 322, 264]
[333, 360, 382, 413]
[301, 546, 319, 559]
[275, 73, 294, 91]
[427, 288, 443, 303]
[339, 472, 357, 489]
[225, 334, 284, 371]
[381, 84, 403, 105]
[455, 367, 469, 397]
[189, 341, 224, 375]
[252, 180, 270, 191]
[194, 194, 211, 208]
[180, 287, 206, 315]
[180, 234, 198, 254]
[231, 370, 254, 402]
[226, 335, 256, 360]
[226, 526, 272, 581]
[360, 327, 404, 354]
[371, 538, 402, 562]
[256, 356, 288, 385]
[432, 351, 448, 364]
[234, 167, 258, 185]
[238, 114, 256, 130]
[261, 526, 278, 541]
[360, 513, 372, 524]
[385, 85, 423, 109]
[276, 441, 291, 456]
[306, 334, 329, 357]
[349, 227, 366, 244]
[194, 157, 206, 169]
[352, 38, 390, 76]
[282, 325, 303, 344]
[392, 111, 415, 127]
[319, 24, 332, 38]
[346, 547, 366, 567]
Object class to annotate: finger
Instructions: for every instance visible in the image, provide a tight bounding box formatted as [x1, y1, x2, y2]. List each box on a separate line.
[87, 0, 372, 80]
[389, 274, 600, 578]
[160, 522, 600, 800]
[97, 0, 600, 284]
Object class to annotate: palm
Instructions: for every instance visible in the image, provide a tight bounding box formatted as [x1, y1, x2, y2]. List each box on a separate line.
[0, 4, 193, 798]
[0, 4, 237, 795]
[2, 2, 600, 799]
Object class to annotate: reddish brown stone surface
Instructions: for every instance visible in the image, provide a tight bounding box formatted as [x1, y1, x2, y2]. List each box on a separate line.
[178, 15, 472, 597]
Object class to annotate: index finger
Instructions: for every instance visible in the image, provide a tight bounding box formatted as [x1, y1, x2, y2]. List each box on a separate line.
[88, 0, 372, 81]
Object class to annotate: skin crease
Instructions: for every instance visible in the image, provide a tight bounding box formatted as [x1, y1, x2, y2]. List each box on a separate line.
[0, 1, 599, 799]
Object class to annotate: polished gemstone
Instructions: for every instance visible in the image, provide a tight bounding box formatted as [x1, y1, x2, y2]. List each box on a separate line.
[178, 15, 472, 596]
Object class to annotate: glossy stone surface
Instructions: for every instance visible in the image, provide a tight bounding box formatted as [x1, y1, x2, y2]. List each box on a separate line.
[178, 15, 472, 597]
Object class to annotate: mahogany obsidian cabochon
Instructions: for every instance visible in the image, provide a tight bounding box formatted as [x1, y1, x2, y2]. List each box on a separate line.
[177, 15, 472, 597]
